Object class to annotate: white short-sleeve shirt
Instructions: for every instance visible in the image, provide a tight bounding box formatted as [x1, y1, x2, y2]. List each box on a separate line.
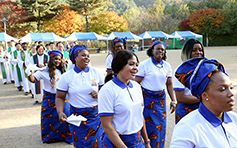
[173, 68, 192, 96]
[56, 66, 104, 108]
[170, 103, 237, 148]
[136, 57, 172, 91]
[98, 77, 144, 135]
[33, 67, 62, 93]
[106, 54, 113, 70]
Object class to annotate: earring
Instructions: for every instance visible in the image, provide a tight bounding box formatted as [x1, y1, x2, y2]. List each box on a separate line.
[206, 98, 208, 101]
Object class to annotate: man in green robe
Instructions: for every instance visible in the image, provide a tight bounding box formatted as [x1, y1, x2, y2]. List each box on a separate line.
[0, 46, 11, 84]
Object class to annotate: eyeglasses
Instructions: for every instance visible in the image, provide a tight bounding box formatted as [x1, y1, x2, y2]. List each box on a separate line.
[115, 45, 124, 48]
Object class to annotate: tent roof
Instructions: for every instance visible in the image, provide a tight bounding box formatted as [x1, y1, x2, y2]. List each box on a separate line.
[139, 31, 175, 39]
[0, 32, 18, 42]
[106, 32, 142, 40]
[20, 33, 66, 42]
[170, 31, 202, 38]
[65, 32, 107, 41]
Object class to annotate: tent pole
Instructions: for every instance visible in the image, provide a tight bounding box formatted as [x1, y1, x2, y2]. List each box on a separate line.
[173, 38, 175, 49]
[107, 40, 109, 53]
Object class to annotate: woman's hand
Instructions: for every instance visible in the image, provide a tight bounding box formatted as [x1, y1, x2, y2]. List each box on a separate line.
[89, 90, 98, 99]
[58, 112, 67, 123]
[170, 101, 177, 114]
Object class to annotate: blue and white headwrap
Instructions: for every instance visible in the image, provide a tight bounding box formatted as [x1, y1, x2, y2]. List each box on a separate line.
[151, 40, 166, 49]
[48, 50, 63, 59]
[175, 57, 226, 99]
[69, 44, 87, 64]
[113, 37, 127, 45]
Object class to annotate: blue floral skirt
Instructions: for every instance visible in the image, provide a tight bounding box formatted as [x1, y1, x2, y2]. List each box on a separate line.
[142, 87, 166, 148]
[102, 131, 145, 148]
[69, 105, 103, 148]
[41, 90, 72, 143]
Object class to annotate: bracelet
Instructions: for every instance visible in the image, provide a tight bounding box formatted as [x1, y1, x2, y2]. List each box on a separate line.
[171, 101, 177, 104]
[144, 139, 150, 144]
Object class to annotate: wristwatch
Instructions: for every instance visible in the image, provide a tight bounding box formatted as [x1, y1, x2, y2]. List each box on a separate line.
[144, 139, 150, 144]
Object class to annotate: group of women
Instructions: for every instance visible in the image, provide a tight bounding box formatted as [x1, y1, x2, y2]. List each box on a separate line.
[25, 36, 237, 148]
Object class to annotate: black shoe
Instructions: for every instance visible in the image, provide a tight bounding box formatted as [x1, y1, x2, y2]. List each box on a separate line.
[3, 82, 7, 85]
[29, 90, 32, 94]
[33, 101, 38, 105]
[17, 86, 22, 91]
[11, 80, 14, 83]
[25, 92, 29, 95]
[31, 94, 34, 98]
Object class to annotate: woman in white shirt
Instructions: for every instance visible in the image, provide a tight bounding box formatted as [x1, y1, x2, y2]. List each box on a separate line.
[135, 41, 176, 148]
[99, 50, 151, 148]
[106, 37, 127, 76]
[28, 50, 72, 144]
[173, 39, 205, 124]
[56, 44, 104, 148]
[171, 57, 237, 148]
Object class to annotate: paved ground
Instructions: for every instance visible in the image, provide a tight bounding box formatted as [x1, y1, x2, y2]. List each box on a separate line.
[0, 46, 237, 148]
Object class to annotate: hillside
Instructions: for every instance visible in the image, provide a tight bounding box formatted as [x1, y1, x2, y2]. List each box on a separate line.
[133, 0, 203, 8]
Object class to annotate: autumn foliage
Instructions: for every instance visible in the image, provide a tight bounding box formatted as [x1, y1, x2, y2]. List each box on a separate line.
[42, 5, 84, 37]
[89, 11, 129, 35]
[0, 0, 29, 38]
[178, 19, 192, 31]
[187, 8, 224, 32]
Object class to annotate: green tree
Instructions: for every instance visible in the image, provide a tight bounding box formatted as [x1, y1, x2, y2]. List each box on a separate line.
[187, 1, 197, 13]
[16, 0, 59, 32]
[135, 9, 178, 34]
[217, 1, 237, 45]
[106, 0, 138, 15]
[163, 5, 172, 15]
[203, 0, 229, 9]
[154, 0, 165, 14]
[171, 4, 179, 18]
[175, 4, 190, 20]
[67, 0, 105, 32]
[123, 8, 140, 33]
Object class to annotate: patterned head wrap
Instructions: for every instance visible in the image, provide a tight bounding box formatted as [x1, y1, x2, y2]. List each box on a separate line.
[69, 44, 87, 64]
[175, 57, 226, 99]
[48, 50, 63, 59]
[113, 37, 127, 45]
[151, 40, 166, 49]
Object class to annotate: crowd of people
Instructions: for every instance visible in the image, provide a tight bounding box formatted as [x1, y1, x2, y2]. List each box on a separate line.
[0, 38, 236, 148]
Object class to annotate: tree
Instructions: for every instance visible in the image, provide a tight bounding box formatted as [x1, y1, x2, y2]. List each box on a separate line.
[175, 4, 190, 20]
[216, 1, 237, 45]
[154, 0, 165, 14]
[106, 0, 138, 15]
[202, 0, 229, 9]
[170, 4, 179, 18]
[0, 0, 30, 38]
[123, 8, 140, 33]
[188, 8, 224, 33]
[135, 9, 179, 34]
[187, 8, 224, 45]
[186, 1, 197, 13]
[42, 5, 83, 37]
[67, 0, 105, 32]
[89, 11, 129, 35]
[178, 19, 192, 31]
[16, 0, 59, 32]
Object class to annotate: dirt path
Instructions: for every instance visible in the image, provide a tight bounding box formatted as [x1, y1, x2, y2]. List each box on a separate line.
[0, 46, 237, 148]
